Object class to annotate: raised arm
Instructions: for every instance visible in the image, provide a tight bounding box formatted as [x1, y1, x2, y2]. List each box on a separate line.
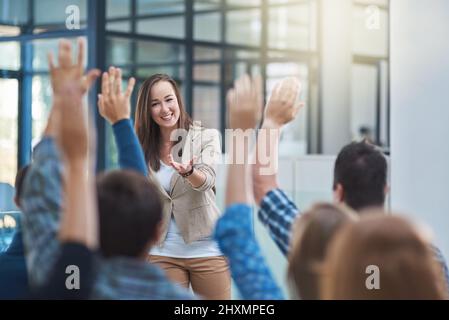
[252, 78, 304, 256]
[97, 67, 148, 176]
[252, 77, 303, 204]
[214, 75, 284, 300]
[34, 39, 100, 299]
[20, 39, 100, 288]
[54, 38, 100, 249]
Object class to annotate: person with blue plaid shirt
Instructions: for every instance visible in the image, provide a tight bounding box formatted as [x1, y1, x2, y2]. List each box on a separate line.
[213, 75, 303, 300]
[21, 40, 194, 300]
[250, 89, 449, 293]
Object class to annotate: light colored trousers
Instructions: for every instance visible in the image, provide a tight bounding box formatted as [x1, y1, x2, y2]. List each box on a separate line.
[148, 255, 231, 300]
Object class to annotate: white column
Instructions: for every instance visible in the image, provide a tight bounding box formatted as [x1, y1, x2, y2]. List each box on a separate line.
[391, 0, 449, 259]
[320, 0, 352, 154]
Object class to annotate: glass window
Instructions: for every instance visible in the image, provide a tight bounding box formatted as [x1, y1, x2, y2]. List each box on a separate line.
[106, 124, 119, 169]
[194, 12, 221, 42]
[107, 0, 131, 19]
[0, 41, 20, 70]
[268, 0, 303, 4]
[194, 46, 221, 61]
[0, 25, 21, 36]
[268, 3, 311, 50]
[194, 0, 220, 12]
[137, 0, 185, 15]
[350, 64, 378, 142]
[136, 16, 185, 39]
[136, 40, 184, 65]
[354, 0, 388, 5]
[227, 0, 261, 6]
[193, 85, 220, 130]
[0, 78, 18, 186]
[226, 9, 261, 46]
[106, 37, 133, 66]
[106, 20, 132, 32]
[352, 3, 388, 57]
[31, 75, 52, 146]
[224, 48, 259, 61]
[33, 0, 87, 26]
[137, 66, 184, 79]
[0, 0, 29, 26]
[194, 64, 220, 83]
[33, 37, 86, 72]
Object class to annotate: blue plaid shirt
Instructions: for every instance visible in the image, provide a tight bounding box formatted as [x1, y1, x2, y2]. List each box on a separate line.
[21, 137, 194, 300]
[214, 204, 284, 300]
[257, 188, 449, 292]
[258, 189, 298, 256]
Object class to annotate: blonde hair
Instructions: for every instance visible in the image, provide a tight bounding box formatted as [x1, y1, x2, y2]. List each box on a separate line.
[287, 203, 358, 299]
[321, 212, 448, 300]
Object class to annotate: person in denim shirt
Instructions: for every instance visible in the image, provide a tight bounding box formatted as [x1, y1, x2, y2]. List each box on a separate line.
[21, 39, 194, 300]
[0, 166, 29, 299]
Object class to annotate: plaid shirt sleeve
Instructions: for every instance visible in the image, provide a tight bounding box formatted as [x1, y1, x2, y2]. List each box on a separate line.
[430, 245, 449, 294]
[21, 137, 62, 288]
[258, 188, 300, 256]
[214, 204, 284, 300]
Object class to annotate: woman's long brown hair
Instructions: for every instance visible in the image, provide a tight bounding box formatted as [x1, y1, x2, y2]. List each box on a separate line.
[134, 74, 192, 172]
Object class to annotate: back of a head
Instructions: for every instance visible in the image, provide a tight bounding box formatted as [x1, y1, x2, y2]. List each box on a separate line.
[333, 141, 387, 211]
[14, 165, 30, 209]
[322, 213, 448, 300]
[287, 203, 358, 300]
[96, 170, 162, 258]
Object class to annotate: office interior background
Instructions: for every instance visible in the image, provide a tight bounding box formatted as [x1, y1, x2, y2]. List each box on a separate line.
[1, 0, 448, 297]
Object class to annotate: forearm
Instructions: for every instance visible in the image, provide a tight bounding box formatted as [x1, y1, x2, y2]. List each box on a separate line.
[215, 204, 284, 300]
[226, 132, 254, 206]
[185, 168, 206, 188]
[113, 119, 148, 176]
[59, 161, 98, 249]
[185, 130, 221, 191]
[253, 119, 282, 205]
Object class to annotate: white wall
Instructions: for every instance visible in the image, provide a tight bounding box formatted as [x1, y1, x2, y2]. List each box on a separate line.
[390, 0, 449, 260]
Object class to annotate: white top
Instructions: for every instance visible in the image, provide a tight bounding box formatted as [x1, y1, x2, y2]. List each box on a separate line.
[150, 161, 222, 258]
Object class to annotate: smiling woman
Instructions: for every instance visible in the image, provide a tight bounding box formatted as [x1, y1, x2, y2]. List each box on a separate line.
[131, 73, 231, 300]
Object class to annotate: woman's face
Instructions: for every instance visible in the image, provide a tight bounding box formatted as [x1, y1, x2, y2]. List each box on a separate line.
[149, 80, 181, 129]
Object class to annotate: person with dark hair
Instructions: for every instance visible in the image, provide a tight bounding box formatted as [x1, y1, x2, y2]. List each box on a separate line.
[212, 75, 357, 301]
[250, 79, 449, 292]
[98, 69, 230, 299]
[0, 165, 30, 299]
[332, 142, 387, 211]
[21, 39, 194, 300]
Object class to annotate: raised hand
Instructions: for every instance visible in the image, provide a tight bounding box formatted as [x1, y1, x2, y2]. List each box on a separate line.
[264, 77, 303, 128]
[48, 38, 100, 97]
[48, 38, 100, 162]
[227, 74, 263, 131]
[97, 66, 136, 125]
